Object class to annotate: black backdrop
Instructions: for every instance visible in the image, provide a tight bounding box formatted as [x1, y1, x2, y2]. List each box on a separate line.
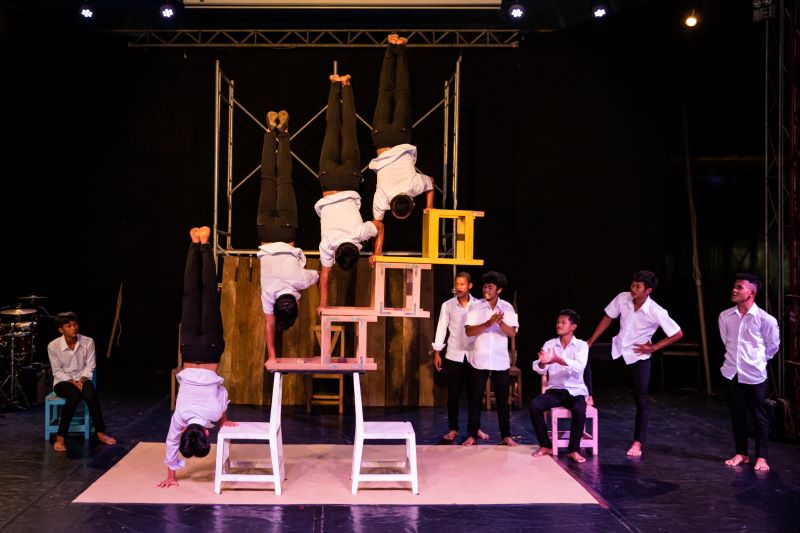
[1, 1, 767, 391]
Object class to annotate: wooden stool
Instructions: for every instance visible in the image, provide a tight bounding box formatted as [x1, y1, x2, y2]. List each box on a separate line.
[483, 366, 523, 410]
[307, 325, 346, 413]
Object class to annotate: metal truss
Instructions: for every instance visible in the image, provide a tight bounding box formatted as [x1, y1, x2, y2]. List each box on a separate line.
[119, 28, 521, 48]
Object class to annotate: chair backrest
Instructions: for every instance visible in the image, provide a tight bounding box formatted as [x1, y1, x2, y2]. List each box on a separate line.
[353, 372, 364, 429]
[270, 372, 282, 431]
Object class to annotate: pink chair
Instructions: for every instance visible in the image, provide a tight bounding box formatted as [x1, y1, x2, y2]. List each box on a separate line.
[542, 373, 599, 456]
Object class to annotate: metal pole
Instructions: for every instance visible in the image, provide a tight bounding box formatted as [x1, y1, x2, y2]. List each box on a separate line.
[213, 60, 221, 267]
[765, 21, 771, 314]
[777, 0, 786, 397]
[227, 79, 235, 251]
[442, 78, 450, 259]
[452, 55, 462, 213]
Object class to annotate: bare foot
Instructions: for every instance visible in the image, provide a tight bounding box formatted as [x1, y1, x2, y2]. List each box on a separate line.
[266, 110, 278, 130]
[477, 429, 490, 440]
[724, 454, 750, 467]
[53, 436, 66, 452]
[462, 436, 477, 447]
[329, 74, 341, 83]
[387, 33, 399, 44]
[190, 227, 200, 243]
[532, 446, 552, 457]
[502, 436, 519, 447]
[754, 458, 770, 471]
[586, 395, 594, 407]
[567, 451, 586, 463]
[197, 226, 211, 244]
[626, 441, 643, 457]
[96, 432, 117, 445]
[442, 430, 458, 441]
[396, 36, 408, 46]
[340, 74, 351, 86]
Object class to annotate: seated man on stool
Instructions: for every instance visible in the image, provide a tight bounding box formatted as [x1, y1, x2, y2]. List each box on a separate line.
[530, 309, 588, 463]
[47, 311, 116, 452]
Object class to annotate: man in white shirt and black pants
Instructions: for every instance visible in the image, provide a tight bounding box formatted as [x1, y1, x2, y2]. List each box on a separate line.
[463, 271, 519, 447]
[586, 270, 683, 457]
[719, 273, 780, 472]
[530, 309, 589, 463]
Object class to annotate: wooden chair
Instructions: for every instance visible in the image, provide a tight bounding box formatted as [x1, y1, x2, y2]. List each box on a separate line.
[483, 349, 522, 410]
[44, 370, 97, 440]
[214, 372, 285, 494]
[308, 325, 346, 413]
[542, 373, 599, 456]
[351, 372, 419, 495]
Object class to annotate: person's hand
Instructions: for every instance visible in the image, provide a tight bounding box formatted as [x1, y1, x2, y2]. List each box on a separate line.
[586, 339, 594, 348]
[71, 379, 83, 392]
[155, 478, 179, 489]
[487, 311, 504, 326]
[434, 352, 443, 372]
[539, 348, 553, 365]
[369, 255, 378, 267]
[317, 305, 326, 316]
[222, 420, 239, 427]
[633, 342, 654, 355]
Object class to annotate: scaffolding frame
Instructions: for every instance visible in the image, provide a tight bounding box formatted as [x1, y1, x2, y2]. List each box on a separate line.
[212, 54, 466, 265]
[119, 28, 521, 49]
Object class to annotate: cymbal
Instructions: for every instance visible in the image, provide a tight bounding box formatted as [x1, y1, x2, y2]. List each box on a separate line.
[18, 294, 48, 301]
[1, 309, 36, 316]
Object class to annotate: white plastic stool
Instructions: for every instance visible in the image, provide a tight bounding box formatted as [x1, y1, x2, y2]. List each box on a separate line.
[351, 372, 419, 495]
[550, 404, 599, 456]
[214, 372, 285, 494]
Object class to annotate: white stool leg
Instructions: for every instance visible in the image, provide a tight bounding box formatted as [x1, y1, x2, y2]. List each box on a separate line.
[351, 437, 364, 494]
[592, 411, 599, 455]
[408, 434, 419, 495]
[269, 435, 282, 495]
[214, 435, 226, 494]
[551, 411, 559, 455]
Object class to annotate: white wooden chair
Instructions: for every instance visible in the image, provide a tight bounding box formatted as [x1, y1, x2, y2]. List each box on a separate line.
[351, 372, 419, 495]
[542, 373, 599, 456]
[214, 372, 285, 494]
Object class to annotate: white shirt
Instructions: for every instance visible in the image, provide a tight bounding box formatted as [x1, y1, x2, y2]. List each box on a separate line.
[719, 303, 780, 385]
[258, 242, 319, 315]
[432, 294, 477, 363]
[314, 191, 378, 268]
[604, 292, 681, 365]
[465, 298, 519, 371]
[368, 144, 434, 221]
[47, 334, 95, 386]
[165, 368, 229, 470]
[532, 336, 589, 397]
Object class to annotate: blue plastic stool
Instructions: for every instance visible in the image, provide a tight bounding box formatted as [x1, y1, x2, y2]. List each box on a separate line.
[44, 371, 97, 441]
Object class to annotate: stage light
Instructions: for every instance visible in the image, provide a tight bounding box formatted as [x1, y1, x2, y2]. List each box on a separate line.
[685, 11, 698, 27]
[161, 2, 176, 19]
[592, 2, 608, 18]
[508, 2, 525, 19]
[80, 4, 94, 18]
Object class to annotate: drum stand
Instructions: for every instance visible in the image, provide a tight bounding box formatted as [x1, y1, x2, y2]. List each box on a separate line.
[0, 330, 30, 410]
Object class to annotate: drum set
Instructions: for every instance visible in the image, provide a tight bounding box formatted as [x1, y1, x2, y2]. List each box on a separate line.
[0, 294, 49, 408]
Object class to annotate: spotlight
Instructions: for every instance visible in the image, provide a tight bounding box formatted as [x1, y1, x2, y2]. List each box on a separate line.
[592, 2, 608, 18]
[508, 2, 526, 19]
[161, 2, 175, 19]
[80, 4, 94, 18]
[685, 11, 698, 27]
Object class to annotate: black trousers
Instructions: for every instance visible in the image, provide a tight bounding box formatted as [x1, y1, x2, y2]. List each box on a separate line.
[371, 44, 411, 149]
[54, 380, 106, 437]
[319, 82, 362, 192]
[468, 368, 510, 440]
[628, 358, 650, 443]
[257, 130, 297, 243]
[727, 375, 769, 459]
[529, 389, 587, 453]
[444, 356, 473, 432]
[180, 243, 225, 363]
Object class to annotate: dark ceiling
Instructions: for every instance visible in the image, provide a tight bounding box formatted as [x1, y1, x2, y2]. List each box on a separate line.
[1, 0, 684, 32]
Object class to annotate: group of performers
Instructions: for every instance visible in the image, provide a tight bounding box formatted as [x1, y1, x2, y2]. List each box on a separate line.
[42, 36, 781, 489]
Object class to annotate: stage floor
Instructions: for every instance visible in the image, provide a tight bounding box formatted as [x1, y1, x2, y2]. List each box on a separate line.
[1, 370, 798, 532]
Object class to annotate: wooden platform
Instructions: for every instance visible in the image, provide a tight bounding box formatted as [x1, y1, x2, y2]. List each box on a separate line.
[372, 256, 484, 266]
[266, 357, 377, 373]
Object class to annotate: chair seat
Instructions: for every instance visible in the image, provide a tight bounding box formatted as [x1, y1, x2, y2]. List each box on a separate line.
[363, 421, 415, 438]
[218, 421, 271, 439]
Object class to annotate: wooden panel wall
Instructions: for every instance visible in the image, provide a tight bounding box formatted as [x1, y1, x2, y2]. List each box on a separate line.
[218, 255, 437, 407]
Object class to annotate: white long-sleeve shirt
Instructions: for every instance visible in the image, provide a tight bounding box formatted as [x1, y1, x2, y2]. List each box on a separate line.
[165, 368, 229, 470]
[314, 191, 378, 268]
[604, 292, 681, 365]
[368, 144, 434, 221]
[718, 303, 780, 385]
[47, 334, 95, 386]
[258, 242, 319, 315]
[466, 298, 519, 371]
[432, 294, 477, 363]
[532, 336, 589, 398]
